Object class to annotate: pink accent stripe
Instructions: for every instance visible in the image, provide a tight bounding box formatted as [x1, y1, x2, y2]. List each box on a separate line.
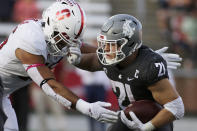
[75, 3, 84, 39]
[26, 64, 45, 72]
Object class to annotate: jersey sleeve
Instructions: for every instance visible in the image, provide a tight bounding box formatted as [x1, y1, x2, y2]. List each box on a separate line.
[14, 20, 47, 60]
[144, 55, 169, 87]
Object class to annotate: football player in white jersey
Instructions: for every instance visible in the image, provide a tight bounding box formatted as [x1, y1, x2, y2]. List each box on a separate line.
[0, 1, 120, 130]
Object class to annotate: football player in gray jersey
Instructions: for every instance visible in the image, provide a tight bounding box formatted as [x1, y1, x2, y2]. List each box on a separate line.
[72, 14, 184, 131]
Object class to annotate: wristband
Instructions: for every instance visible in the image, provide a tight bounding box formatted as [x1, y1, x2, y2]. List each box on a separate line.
[76, 99, 90, 115]
[143, 121, 155, 131]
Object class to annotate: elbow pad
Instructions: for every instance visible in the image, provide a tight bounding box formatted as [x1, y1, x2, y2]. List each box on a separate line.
[164, 97, 185, 119]
[23, 64, 72, 109]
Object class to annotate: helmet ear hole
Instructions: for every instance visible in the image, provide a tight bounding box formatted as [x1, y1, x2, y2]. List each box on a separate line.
[61, 2, 67, 5]
[128, 42, 135, 47]
[72, 10, 75, 16]
[133, 20, 137, 25]
[53, 31, 59, 36]
[41, 22, 45, 27]
[47, 17, 50, 25]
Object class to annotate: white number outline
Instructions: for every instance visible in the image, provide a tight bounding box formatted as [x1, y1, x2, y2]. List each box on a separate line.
[111, 80, 134, 109]
[155, 62, 166, 77]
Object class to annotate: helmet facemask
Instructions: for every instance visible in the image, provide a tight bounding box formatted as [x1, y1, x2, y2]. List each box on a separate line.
[97, 36, 128, 65]
[46, 31, 79, 56]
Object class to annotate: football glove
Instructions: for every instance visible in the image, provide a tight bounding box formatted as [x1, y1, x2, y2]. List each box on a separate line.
[76, 99, 118, 123]
[120, 111, 155, 131]
[67, 46, 81, 65]
[155, 47, 182, 69]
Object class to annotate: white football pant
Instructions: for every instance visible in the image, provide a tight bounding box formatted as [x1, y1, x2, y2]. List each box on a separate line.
[3, 96, 18, 131]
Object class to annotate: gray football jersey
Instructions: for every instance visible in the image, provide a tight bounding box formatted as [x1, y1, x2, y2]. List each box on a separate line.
[102, 46, 168, 109]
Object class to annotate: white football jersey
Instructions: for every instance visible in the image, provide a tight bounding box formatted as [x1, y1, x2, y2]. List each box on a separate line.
[0, 19, 63, 95]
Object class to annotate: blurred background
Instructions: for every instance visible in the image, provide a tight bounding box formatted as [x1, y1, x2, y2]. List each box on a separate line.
[0, 0, 197, 131]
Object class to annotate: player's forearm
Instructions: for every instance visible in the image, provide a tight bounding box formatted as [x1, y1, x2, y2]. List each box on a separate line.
[76, 53, 102, 72]
[81, 43, 97, 53]
[151, 96, 184, 129]
[24, 63, 80, 109]
[49, 81, 79, 109]
[150, 109, 175, 128]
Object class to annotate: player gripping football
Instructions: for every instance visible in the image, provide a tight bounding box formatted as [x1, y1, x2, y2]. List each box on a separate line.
[71, 14, 184, 131]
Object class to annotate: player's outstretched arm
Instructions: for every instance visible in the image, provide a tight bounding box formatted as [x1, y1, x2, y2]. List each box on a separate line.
[66, 43, 102, 72]
[155, 47, 182, 69]
[15, 48, 117, 123]
[80, 43, 97, 54]
[66, 41, 98, 65]
[76, 53, 103, 72]
[66, 45, 102, 71]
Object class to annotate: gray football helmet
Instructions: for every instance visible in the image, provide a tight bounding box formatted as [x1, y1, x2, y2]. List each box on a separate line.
[96, 14, 142, 65]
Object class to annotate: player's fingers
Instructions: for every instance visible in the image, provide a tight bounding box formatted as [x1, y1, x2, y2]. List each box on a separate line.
[101, 113, 118, 121]
[155, 47, 168, 53]
[129, 111, 141, 123]
[164, 54, 182, 61]
[167, 62, 181, 67]
[97, 101, 112, 107]
[167, 66, 177, 70]
[121, 111, 136, 129]
[100, 107, 119, 117]
[100, 119, 117, 123]
[99, 117, 118, 123]
[120, 111, 129, 122]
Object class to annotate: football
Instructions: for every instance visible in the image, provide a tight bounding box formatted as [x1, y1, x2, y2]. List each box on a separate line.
[124, 100, 163, 123]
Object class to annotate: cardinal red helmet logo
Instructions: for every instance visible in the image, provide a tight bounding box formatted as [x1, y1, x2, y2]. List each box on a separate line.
[56, 9, 71, 20]
[100, 35, 106, 40]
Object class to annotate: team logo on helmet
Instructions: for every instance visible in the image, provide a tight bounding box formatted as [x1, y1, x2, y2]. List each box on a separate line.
[99, 35, 106, 40]
[123, 19, 135, 38]
[56, 9, 71, 20]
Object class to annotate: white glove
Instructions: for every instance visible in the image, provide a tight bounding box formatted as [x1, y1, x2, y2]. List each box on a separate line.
[120, 111, 155, 131]
[155, 47, 182, 69]
[76, 99, 118, 123]
[67, 46, 81, 65]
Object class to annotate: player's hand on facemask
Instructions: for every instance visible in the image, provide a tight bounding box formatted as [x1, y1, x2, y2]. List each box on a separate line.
[67, 46, 81, 65]
[155, 47, 182, 69]
[76, 99, 118, 123]
[120, 111, 155, 131]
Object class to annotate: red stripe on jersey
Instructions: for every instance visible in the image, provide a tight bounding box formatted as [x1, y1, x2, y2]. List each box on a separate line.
[75, 3, 84, 39]
[26, 64, 45, 72]
[0, 38, 8, 49]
